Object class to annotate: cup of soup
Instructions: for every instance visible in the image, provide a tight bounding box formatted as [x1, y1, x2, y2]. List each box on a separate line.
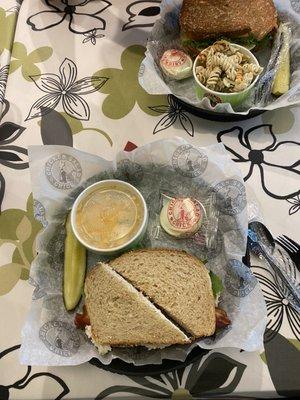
[71, 180, 148, 255]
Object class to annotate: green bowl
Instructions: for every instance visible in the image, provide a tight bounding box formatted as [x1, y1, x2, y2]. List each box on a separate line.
[193, 43, 261, 107]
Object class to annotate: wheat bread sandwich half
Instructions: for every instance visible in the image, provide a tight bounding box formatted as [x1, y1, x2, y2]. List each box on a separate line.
[110, 249, 216, 338]
[180, 0, 278, 53]
[84, 262, 190, 351]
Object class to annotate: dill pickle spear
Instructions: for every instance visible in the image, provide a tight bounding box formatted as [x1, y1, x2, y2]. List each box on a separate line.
[272, 24, 290, 96]
[64, 212, 86, 311]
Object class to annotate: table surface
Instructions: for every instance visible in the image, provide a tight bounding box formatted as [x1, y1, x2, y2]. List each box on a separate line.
[0, 1, 299, 399]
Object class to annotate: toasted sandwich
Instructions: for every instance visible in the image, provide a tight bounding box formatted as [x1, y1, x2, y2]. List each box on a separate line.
[180, 0, 278, 54]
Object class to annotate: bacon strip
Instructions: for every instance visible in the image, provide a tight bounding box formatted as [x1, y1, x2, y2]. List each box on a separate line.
[215, 307, 231, 329]
[75, 305, 90, 329]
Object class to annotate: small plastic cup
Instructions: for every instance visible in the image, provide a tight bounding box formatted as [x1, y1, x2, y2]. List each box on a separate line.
[71, 180, 148, 255]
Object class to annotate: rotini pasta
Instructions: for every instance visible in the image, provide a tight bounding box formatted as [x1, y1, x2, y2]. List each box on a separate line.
[223, 77, 235, 88]
[217, 53, 232, 69]
[243, 72, 254, 86]
[215, 79, 226, 92]
[235, 67, 243, 83]
[206, 66, 222, 89]
[229, 53, 243, 64]
[206, 53, 220, 70]
[206, 48, 218, 70]
[233, 82, 248, 92]
[242, 63, 263, 74]
[195, 65, 207, 84]
[195, 40, 263, 93]
[197, 53, 207, 65]
[198, 46, 212, 63]
[211, 40, 229, 53]
[226, 67, 237, 81]
[218, 53, 238, 79]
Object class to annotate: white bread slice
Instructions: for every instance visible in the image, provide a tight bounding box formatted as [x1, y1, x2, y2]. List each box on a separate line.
[84, 263, 190, 348]
[110, 249, 216, 338]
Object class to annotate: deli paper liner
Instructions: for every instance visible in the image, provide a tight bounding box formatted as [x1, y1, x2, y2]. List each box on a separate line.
[138, 0, 300, 114]
[21, 138, 267, 366]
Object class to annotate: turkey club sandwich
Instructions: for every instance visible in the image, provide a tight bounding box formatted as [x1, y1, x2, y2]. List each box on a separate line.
[75, 249, 230, 354]
[180, 0, 278, 55]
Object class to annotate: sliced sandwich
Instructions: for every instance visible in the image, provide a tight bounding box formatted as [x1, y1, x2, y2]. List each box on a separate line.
[180, 0, 278, 54]
[110, 249, 216, 338]
[76, 249, 230, 354]
[83, 262, 190, 353]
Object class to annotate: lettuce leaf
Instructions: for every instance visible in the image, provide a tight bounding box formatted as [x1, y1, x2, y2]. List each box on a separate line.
[129, 242, 144, 251]
[210, 271, 224, 298]
[181, 34, 273, 51]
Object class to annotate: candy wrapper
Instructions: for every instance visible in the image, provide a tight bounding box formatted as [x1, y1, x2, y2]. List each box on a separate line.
[139, 0, 300, 114]
[20, 138, 267, 366]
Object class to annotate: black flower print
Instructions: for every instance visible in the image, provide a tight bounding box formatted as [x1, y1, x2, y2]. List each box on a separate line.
[0, 101, 28, 212]
[123, 1, 161, 31]
[149, 95, 194, 136]
[27, 0, 111, 35]
[94, 352, 246, 399]
[217, 124, 300, 200]
[26, 58, 108, 121]
[82, 28, 104, 45]
[287, 194, 300, 215]
[0, 345, 69, 399]
[252, 265, 300, 343]
[0, 65, 9, 105]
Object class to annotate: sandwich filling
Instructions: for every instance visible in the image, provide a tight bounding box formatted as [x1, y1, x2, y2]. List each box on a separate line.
[181, 32, 274, 52]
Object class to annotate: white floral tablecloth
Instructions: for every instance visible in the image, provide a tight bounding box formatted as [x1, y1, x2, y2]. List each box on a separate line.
[0, 1, 299, 399]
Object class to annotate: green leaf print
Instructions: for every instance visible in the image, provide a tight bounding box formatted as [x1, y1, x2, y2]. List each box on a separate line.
[16, 215, 32, 243]
[9, 42, 53, 81]
[0, 263, 23, 295]
[60, 112, 113, 145]
[0, 194, 42, 295]
[0, 7, 17, 55]
[60, 112, 84, 135]
[93, 45, 167, 119]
